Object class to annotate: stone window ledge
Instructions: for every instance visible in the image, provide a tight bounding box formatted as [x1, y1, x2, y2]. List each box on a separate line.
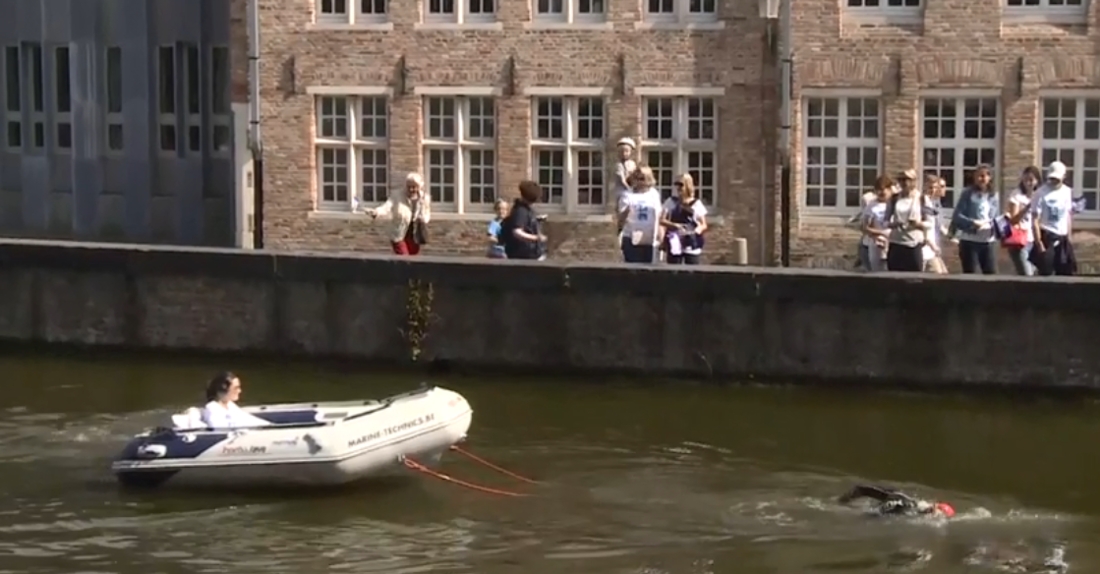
[306, 23, 394, 32]
[413, 22, 504, 31]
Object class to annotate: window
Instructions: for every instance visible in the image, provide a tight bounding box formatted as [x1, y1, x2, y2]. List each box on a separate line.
[1004, 0, 1086, 23]
[105, 47, 123, 152]
[424, 0, 495, 24]
[919, 97, 999, 209]
[315, 95, 390, 210]
[423, 96, 495, 212]
[316, 0, 388, 25]
[210, 47, 231, 155]
[54, 46, 71, 150]
[802, 97, 881, 212]
[1040, 97, 1100, 214]
[3, 46, 20, 149]
[643, 0, 717, 24]
[184, 44, 202, 153]
[843, 0, 921, 22]
[157, 46, 176, 152]
[640, 96, 717, 205]
[26, 43, 44, 149]
[530, 96, 606, 211]
[533, 0, 606, 23]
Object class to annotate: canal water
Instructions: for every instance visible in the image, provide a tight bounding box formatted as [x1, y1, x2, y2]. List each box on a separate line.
[0, 351, 1095, 574]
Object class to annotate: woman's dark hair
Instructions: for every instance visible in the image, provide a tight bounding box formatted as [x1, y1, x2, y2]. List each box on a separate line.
[205, 371, 237, 402]
[873, 174, 895, 192]
[518, 180, 541, 203]
[1020, 165, 1042, 187]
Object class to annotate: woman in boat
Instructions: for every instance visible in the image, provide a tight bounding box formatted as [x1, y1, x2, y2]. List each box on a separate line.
[200, 372, 271, 429]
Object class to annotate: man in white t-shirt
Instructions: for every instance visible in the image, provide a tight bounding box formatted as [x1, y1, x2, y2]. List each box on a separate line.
[617, 166, 663, 264]
[1030, 160, 1077, 276]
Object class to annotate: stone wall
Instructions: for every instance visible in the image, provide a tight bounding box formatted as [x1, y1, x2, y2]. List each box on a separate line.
[0, 239, 1096, 390]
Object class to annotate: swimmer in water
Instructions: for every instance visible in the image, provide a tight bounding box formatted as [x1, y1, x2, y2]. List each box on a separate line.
[838, 484, 956, 518]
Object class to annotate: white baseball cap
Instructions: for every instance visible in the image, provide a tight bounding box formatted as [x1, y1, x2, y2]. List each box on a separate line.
[616, 137, 636, 149]
[1047, 160, 1067, 180]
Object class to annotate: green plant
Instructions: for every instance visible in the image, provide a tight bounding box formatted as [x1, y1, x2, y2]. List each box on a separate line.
[401, 279, 435, 362]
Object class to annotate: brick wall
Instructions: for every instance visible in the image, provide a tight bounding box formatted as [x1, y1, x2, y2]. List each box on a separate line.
[788, 0, 1100, 272]
[254, 0, 778, 264]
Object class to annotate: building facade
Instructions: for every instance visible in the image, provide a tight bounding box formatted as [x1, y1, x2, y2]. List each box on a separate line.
[257, 0, 779, 263]
[0, 0, 249, 247]
[789, 0, 1100, 269]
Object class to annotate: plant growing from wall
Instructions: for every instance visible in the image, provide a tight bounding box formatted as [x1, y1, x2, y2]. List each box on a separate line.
[401, 279, 435, 363]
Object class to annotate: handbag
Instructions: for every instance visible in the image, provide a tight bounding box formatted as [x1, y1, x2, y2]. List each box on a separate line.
[411, 220, 429, 245]
[994, 214, 1027, 248]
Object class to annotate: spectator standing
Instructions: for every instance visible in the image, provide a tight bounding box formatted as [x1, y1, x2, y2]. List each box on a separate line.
[1003, 166, 1041, 276]
[365, 172, 431, 256]
[860, 175, 894, 272]
[885, 169, 932, 272]
[949, 164, 999, 274]
[659, 173, 708, 264]
[922, 175, 948, 274]
[1029, 161, 1077, 276]
[501, 180, 546, 261]
[486, 198, 509, 259]
[617, 166, 664, 264]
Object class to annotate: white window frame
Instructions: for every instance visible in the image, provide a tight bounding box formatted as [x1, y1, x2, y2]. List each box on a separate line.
[1039, 92, 1100, 220]
[184, 44, 202, 155]
[3, 45, 21, 151]
[526, 88, 611, 214]
[918, 92, 1001, 214]
[636, 87, 722, 207]
[637, 0, 722, 28]
[842, 0, 922, 25]
[26, 43, 45, 151]
[417, 88, 500, 214]
[310, 87, 393, 212]
[104, 46, 124, 156]
[1003, 0, 1087, 24]
[53, 45, 71, 152]
[156, 45, 177, 155]
[314, 0, 392, 27]
[420, 0, 499, 26]
[209, 46, 231, 157]
[529, 0, 608, 26]
[799, 92, 883, 216]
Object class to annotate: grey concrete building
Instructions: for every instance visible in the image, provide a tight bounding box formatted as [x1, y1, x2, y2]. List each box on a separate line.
[0, 0, 251, 247]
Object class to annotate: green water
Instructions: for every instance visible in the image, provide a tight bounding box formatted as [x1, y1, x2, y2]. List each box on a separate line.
[0, 351, 1094, 573]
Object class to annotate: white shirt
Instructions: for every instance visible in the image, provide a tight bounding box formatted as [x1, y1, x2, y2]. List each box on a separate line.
[1032, 183, 1074, 236]
[660, 197, 708, 255]
[861, 197, 889, 248]
[614, 159, 637, 199]
[200, 401, 272, 429]
[619, 188, 664, 247]
[1009, 191, 1034, 244]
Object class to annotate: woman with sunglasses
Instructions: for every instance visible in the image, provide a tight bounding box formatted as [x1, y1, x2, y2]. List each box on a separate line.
[659, 173, 708, 264]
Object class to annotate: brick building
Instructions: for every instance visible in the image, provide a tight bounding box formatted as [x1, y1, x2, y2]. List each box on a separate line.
[256, 0, 779, 263]
[789, 0, 1100, 269]
[253, 0, 1100, 269]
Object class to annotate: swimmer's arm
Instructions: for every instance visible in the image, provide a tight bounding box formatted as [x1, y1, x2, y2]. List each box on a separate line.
[838, 484, 895, 504]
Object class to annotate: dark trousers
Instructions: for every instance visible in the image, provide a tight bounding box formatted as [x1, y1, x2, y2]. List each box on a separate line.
[958, 240, 996, 274]
[886, 243, 922, 272]
[667, 253, 700, 264]
[621, 240, 655, 263]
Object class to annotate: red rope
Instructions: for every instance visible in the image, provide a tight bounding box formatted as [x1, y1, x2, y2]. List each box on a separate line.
[403, 457, 528, 497]
[449, 445, 541, 485]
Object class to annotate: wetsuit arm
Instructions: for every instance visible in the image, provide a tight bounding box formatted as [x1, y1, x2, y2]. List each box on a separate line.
[838, 484, 896, 504]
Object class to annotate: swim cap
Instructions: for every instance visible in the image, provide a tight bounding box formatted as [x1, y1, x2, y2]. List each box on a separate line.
[934, 502, 955, 518]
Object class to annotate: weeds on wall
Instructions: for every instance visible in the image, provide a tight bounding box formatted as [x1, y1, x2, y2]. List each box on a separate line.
[401, 279, 435, 363]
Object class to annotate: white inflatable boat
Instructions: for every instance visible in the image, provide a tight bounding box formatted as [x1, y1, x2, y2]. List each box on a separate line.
[111, 386, 473, 488]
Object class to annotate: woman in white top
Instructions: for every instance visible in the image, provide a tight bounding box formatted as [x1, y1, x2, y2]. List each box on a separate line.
[860, 175, 894, 272]
[1004, 166, 1041, 276]
[885, 169, 932, 272]
[365, 173, 431, 256]
[200, 372, 271, 429]
[659, 173, 708, 264]
[617, 165, 664, 264]
[1030, 161, 1077, 276]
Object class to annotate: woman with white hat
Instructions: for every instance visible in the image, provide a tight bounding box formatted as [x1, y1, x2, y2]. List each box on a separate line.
[613, 137, 638, 203]
[1029, 160, 1077, 276]
[884, 168, 933, 272]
